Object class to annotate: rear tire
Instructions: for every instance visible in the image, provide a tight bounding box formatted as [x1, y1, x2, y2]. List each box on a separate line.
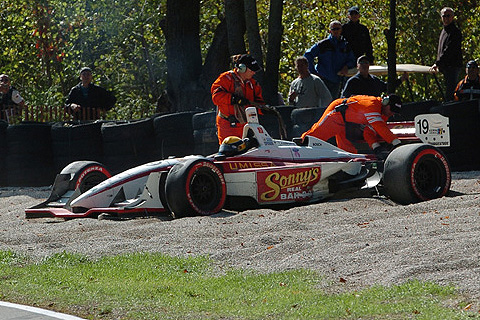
[165, 158, 226, 218]
[383, 143, 451, 204]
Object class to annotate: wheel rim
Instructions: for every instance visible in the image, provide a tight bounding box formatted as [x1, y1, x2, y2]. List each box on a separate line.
[413, 156, 445, 199]
[79, 172, 108, 193]
[190, 169, 221, 211]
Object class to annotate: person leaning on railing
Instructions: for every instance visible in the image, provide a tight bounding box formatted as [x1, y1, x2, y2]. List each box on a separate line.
[0, 74, 26, 124]
[65, 67, 116, 121]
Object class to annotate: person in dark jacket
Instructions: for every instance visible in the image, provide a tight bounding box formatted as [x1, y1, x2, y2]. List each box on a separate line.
[0, 74, 26, 123]
[65, 67, 116, 120]
[341, 55, 407, 98]
[342, 6, 374, 63]
[430, 7, 463, 101]
[454, 60, 480, 101]
[304, 20, 356, 99]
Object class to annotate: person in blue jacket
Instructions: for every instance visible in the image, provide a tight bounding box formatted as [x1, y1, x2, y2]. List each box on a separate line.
[304, 20, 356, 99]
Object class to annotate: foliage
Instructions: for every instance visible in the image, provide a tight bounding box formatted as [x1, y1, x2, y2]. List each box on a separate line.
[1, 0, 479, 118]
[0, 251, 476, 319]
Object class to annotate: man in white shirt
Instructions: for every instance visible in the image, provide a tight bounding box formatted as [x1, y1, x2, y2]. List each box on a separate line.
[288, 56, 332, 108]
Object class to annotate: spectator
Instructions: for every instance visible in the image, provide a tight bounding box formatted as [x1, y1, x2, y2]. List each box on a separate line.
[304, 20, 356, 99]
[430, 7, 463, 101]
[454, 60, 480, 101]
[65, 67, 116, 120]
[301, 94, 402, 155]
[341, 55, 407, 98]
[211, 54, 264, 144]
[288, 56, 332, 108]
[342, 5, 374, 63]
[0, 73, 26, 123]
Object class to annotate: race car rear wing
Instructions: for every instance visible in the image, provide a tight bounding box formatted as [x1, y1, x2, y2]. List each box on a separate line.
[413, 113, 450, 147]
[387, 113, 450, 147]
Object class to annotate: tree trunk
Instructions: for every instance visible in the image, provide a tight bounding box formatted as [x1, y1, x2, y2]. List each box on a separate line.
[244, 0, 264, 86]
[386, 0, 397, 94]
[200, 19, 231, 110]
[166, 0, 202, 111]
[225, 0, 246, 55]
[263, 0, 284, 105]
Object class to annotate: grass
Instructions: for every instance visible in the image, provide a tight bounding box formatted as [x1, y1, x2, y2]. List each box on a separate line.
[0, 250, 477, 319]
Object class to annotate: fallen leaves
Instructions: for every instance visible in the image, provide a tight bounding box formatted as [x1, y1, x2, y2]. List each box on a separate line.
[357, 222, 369, 228]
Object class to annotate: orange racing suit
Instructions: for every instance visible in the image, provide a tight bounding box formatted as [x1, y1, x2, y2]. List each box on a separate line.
[301, 95, 398, 153]
[211, 70, 264, 144]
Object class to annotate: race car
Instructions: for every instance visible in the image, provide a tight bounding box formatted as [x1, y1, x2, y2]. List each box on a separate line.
[25, 107, 451, 219]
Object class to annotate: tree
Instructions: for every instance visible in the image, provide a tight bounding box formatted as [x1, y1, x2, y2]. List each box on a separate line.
[386, 0, 397, 93]
[165, 0, 202, 112]
[2, 0, 480, 118]
[262, 0, 284, 104]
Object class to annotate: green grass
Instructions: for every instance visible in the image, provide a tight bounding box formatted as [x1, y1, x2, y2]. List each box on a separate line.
[0, 250, 477, 319]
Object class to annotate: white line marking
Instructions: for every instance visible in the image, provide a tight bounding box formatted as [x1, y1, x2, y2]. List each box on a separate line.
[0, 301, 85, 319]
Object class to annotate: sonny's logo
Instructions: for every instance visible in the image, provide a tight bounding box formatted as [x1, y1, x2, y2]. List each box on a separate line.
[260, 167, 320, 201]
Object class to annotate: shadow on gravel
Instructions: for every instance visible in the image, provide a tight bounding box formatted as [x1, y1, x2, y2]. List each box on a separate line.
[446, 190, 472, 197]
[0, 187, 51, 199]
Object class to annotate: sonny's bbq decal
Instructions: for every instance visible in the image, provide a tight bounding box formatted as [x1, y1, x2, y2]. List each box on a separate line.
[258, 167, 321, 202]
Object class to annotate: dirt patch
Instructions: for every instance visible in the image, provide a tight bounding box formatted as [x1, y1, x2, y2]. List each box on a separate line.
[1, 171, 479, 303]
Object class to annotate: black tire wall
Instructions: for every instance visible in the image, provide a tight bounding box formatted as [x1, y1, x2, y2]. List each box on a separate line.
[259, 106, 294, 140]
[0, 120, 8, 185]
[429, 99, 480, 170]
[193, 111, 218, 156]
[154, 111, 198, 159]
[395, 100, 440, 121]
[290, 107, 326, 138]
[5, 122, 55, 186]
[101, 118, 157, 174]
[51, 122, 104, 172]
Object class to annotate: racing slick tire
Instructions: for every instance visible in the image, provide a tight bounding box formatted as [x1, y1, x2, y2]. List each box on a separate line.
[61, 161, 112, 193]
[165, 158, 226, 218]
[383, 143, 451, 204]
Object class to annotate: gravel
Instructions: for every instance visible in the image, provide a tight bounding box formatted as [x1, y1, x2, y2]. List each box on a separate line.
[1, 171, 480, 303]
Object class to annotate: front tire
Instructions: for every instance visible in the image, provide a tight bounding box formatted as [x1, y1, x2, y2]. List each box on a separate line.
[383, 143, 451, 204]
[165, 158, 226, 218]
[61, 161, 112, 193]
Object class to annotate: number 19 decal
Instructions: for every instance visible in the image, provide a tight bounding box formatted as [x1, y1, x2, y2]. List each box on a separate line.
[414, 114, 450, 147]
[416, 118, 429, 135]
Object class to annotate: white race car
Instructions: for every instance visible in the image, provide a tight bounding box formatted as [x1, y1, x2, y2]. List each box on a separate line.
[26, 107, 451, 219]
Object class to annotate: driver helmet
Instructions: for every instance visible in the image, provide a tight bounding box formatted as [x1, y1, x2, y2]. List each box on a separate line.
[218, 136, 247, 157]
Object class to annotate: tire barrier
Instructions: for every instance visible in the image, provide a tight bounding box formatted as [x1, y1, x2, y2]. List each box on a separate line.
[51, 121, 104, 172]
[154, 111, 199, 159]
[258, 105, 294, 140]
[0, 120, 8, 185]
[429, 99, 480, 171]
[395, 100, 440, 121]
[1, 99, 479, 186]
[101, 118, 157, 174]
[5, 122, 55, 186]
[290, 107, 326, 138]
[192, 111, 218, 156]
